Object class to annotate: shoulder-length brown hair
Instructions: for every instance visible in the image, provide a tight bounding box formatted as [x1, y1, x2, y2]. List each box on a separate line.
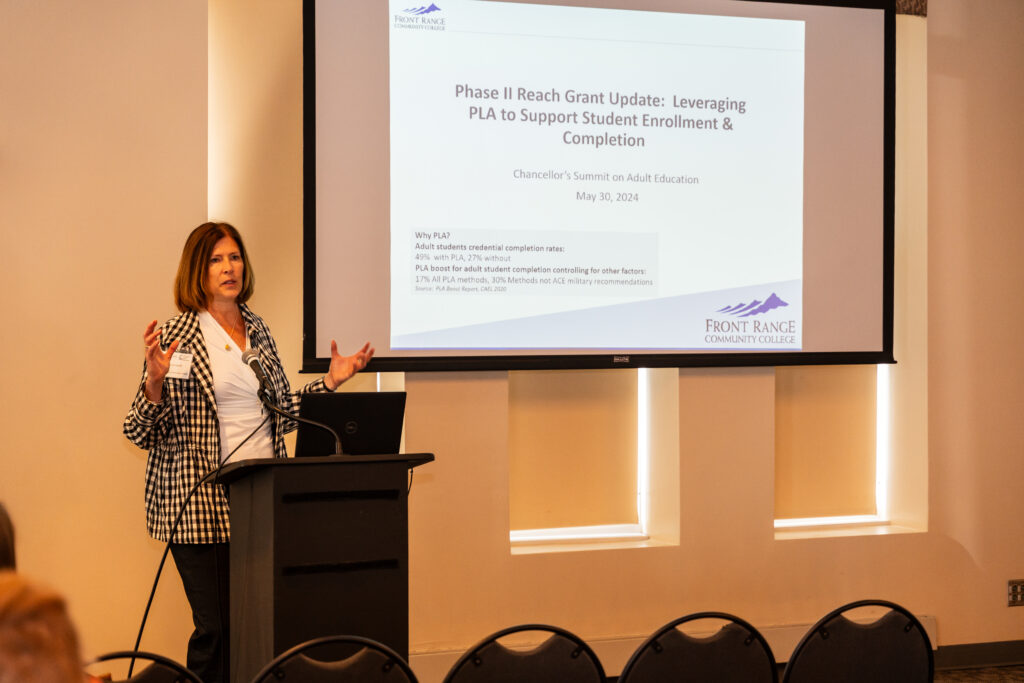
[174, 222, 255, 312]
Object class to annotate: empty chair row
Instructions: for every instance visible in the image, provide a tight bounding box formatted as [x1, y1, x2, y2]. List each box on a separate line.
[443, 600, 932, 683]
[85, 599, 933, 682]
[84, 639, 417, 683]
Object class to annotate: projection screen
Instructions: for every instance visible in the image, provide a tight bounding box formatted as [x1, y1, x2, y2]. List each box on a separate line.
[303, 0, 895, 372]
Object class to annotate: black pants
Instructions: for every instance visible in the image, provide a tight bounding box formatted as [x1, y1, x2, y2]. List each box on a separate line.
[170, 542, 230, 683]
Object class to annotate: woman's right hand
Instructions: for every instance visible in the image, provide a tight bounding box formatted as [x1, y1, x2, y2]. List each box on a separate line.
[143, 320, 180, 403]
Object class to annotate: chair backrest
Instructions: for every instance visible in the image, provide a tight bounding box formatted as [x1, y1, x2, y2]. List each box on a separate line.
[443, 623, 606, 683]
[618, 611, 777, 683]
[782, 599, 934, 683]
[87, 650, 204, 683]
[249, 635, 417, 683]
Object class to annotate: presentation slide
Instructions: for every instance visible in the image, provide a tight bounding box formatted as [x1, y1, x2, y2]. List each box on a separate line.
[388, 0, 805, 351]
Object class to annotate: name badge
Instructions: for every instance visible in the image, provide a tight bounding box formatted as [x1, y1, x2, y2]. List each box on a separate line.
[167, 351, 194, 380]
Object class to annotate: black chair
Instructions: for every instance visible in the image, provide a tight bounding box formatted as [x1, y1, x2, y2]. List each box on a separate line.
[618, 611, 777, 683]
[781, 599, 934, 683]
[249, 635, 418, 683]
[86, 650, 203, 683]
[443, 623, 606, 683]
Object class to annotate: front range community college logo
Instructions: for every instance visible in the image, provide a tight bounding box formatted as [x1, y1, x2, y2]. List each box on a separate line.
[716, 292, 788, 317]
[704, 292, 798, 347]
[403, 3, 442, 14]
[395, 3, 445, 30]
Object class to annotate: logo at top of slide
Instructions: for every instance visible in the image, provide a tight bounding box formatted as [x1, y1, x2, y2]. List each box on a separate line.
[403, 4, 442, 15]
[395, 3, 446, 30]
[716, 292, 788, 317]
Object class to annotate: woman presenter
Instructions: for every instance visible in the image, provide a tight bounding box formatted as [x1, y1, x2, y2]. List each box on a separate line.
[123, 222, 372, 683]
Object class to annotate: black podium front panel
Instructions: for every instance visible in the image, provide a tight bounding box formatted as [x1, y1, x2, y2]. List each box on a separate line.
[222, 454, 432, 683]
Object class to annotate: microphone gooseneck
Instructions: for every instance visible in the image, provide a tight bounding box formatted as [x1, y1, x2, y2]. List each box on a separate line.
[241, 349, 271, 397]
[240, 349, 344, 455]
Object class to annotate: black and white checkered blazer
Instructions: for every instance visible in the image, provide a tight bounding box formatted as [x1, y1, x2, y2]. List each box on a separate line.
[123, 304, 330, 543]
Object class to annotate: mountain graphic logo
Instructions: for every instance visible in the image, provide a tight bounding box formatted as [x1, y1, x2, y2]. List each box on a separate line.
[403, 3, 442, 14]
[716, 292, 789, 317]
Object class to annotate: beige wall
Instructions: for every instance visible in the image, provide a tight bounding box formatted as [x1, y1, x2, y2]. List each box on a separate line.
[0, 0, 207, 661]
[1, 0, 1023, 675]
[927, 0, 1024, 642]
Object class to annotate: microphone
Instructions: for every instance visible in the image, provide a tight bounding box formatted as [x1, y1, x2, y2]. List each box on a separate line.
[241, 348, 344, 455]
[241, 349, 271, 399]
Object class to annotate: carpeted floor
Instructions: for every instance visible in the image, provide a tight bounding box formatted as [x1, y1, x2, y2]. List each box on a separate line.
[935, 667, 1024, 681]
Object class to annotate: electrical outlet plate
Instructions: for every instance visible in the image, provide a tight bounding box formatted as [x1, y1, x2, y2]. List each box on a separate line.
[1008, 580, 1024, 606]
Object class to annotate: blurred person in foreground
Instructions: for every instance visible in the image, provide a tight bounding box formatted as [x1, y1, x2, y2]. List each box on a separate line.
[0, 570, 82, 683]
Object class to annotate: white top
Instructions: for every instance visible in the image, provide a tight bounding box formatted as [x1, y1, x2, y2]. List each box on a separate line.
[197, 310, 275, 464]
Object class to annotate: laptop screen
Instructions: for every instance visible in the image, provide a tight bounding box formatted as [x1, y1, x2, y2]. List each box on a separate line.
[294, 391, 406, 457]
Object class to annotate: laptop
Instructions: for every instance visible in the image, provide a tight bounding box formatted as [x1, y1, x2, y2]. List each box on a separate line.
[294, 391, 406, 457]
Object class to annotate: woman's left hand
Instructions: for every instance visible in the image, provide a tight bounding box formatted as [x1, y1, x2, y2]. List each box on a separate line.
[324, 341, 375, 390]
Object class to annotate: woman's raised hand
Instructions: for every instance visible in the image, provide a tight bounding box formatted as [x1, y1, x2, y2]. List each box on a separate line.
[324, 341, 375, 391]
[143, 320, 180, 403]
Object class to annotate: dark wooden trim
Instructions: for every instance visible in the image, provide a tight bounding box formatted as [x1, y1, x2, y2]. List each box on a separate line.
[896, 0, 926, 16]
[935, 641, 1024, 670]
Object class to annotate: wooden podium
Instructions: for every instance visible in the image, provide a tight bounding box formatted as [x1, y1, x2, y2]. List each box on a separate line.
[219, 453, 433, 683]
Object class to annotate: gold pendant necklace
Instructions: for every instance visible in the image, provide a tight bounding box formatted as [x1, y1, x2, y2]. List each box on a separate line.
[225, 316, 239, 350]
